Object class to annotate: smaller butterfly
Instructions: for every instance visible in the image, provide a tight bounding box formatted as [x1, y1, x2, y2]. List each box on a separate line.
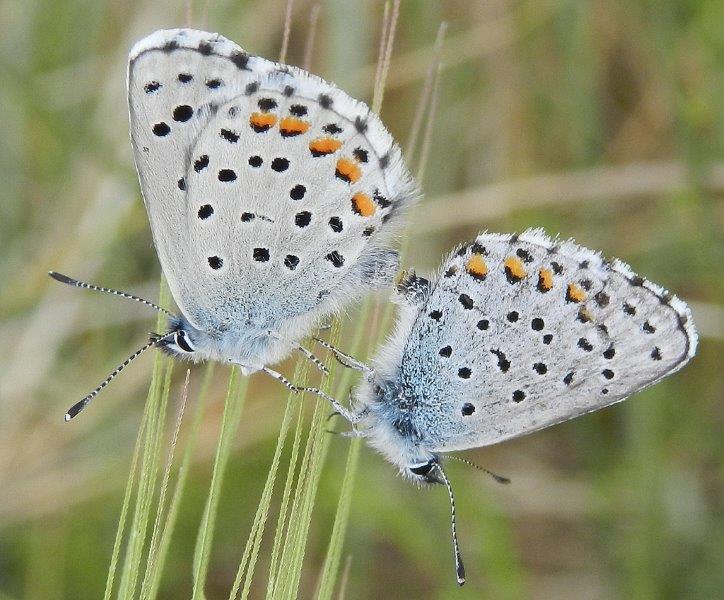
[50, 29, 416, 420]
[316, 228, 698, 585]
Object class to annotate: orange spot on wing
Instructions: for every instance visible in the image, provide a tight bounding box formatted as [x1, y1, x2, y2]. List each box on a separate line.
[566, 282, 587, 303]
[309, 137, 343, 156]
[279, 117, 310, 136]
[504, 256, 527, 282]
[466, 254, 488, 280]
[249, 112, 277, 132]
[351, 192, 376, 217]
[537, 268, 553, 292]
[335, 158, 362, 183]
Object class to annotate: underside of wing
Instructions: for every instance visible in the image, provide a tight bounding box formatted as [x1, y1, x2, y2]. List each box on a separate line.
[128, 29, 416, 336]
[128, 29, 260, 325]
[395, 229, 697, 452]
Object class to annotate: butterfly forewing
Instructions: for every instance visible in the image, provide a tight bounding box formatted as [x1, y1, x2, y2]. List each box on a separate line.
[128, 29, 415, 336]
[394, 229, 697, 452]
[128, 30, 259, 327]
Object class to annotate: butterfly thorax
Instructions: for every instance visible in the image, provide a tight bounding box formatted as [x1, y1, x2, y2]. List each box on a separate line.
[355, 377, 437, 473]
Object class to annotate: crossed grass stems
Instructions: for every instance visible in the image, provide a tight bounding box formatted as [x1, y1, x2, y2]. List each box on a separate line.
[103, 3, 448, 598]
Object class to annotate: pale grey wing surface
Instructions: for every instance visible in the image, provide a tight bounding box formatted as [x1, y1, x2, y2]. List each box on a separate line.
[182, 49, 415, 335]
[128, 29, 257, 328]
[130, 29, 416, 334]
[395, 229, 697, 453]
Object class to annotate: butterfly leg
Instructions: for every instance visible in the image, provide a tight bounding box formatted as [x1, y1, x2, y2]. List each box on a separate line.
[261, 366, 304, 392]
[265, 330, 329, 376]
[294, 344, 330, 375]
[260, 366, 359, 423]
[299, 386, 361, 424]
[313, 337, 373, 375]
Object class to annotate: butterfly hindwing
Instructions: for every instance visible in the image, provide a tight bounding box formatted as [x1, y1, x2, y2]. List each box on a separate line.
[389, 229, 697, 452]
[129, 29, 415, 337]
[185, 74, 412, 333]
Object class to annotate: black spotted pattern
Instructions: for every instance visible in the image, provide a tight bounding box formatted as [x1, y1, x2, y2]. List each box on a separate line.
[198, 204, 213, 219]
[220, 128, 239, 143]
[295, 211, 311, 227]
[284, 254, 299, 270]
[326, 251, 345, 268]
[290, 184, 306, 200]
[253, 248, 270, 262]
[152, 122, 170, 136]
[533, 362, 547, 374]
[491, 349, 510, 372]
[329, 217, 343, 232]
[194, 155, 209, 172]
[578, 338, 593, 352]
[218, 169, 237, 182]
[173, 105, 193, 121]
[271, 157, 289, 172]
[458, 294, 473, 309]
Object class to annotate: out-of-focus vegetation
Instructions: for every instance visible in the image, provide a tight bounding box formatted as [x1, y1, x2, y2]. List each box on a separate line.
[0, 1, 722, 598]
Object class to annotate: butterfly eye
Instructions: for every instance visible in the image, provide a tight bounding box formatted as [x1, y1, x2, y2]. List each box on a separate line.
[175, 330, 195, 353]
[409, 461, 435, 477]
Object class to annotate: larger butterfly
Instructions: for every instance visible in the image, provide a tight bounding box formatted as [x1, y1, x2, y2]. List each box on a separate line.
[318, 228, 697, 584]
[51, 28, 416, 420]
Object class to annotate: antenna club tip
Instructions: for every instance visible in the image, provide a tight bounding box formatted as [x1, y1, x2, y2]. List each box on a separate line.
[64, 413, 72, 422]
[456, 559, 466, 585]
[48, 271, 74, 285]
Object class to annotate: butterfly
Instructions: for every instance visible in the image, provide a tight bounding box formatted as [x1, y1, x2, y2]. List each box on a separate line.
[50, 28, 416, 420]
[317, 228, 697, 585]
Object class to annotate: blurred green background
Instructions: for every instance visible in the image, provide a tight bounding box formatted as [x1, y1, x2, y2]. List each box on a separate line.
[0, 0, 722, 598]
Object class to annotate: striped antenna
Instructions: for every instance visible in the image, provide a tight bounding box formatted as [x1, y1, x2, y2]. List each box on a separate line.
[447, 455, 511, 485]
[64, 332, 175, 421]
[48, 271, 173, 317]
[435, 463, 466, 586]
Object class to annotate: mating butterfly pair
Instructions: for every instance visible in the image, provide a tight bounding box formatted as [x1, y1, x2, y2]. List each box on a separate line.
[51, 29, 697, 585]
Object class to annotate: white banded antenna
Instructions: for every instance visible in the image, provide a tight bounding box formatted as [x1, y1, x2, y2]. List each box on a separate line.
[48, 271, 173, 316]
[64, 332, 175, 421]
[447, 455, 511, 485]
[435, 463, 466, 586]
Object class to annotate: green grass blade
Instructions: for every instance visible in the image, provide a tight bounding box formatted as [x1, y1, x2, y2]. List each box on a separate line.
[116, 353, 174, 599]
[144, 363, 215, 600]
[314, 436, 361, 600]
[264, 386, 307, 598]
[270, 309, 369, 600]
[103, 399, 149, 600]
[191, 367, 248, 599]
[228, 362, 307, 600]
[139, 370, 191, 600]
